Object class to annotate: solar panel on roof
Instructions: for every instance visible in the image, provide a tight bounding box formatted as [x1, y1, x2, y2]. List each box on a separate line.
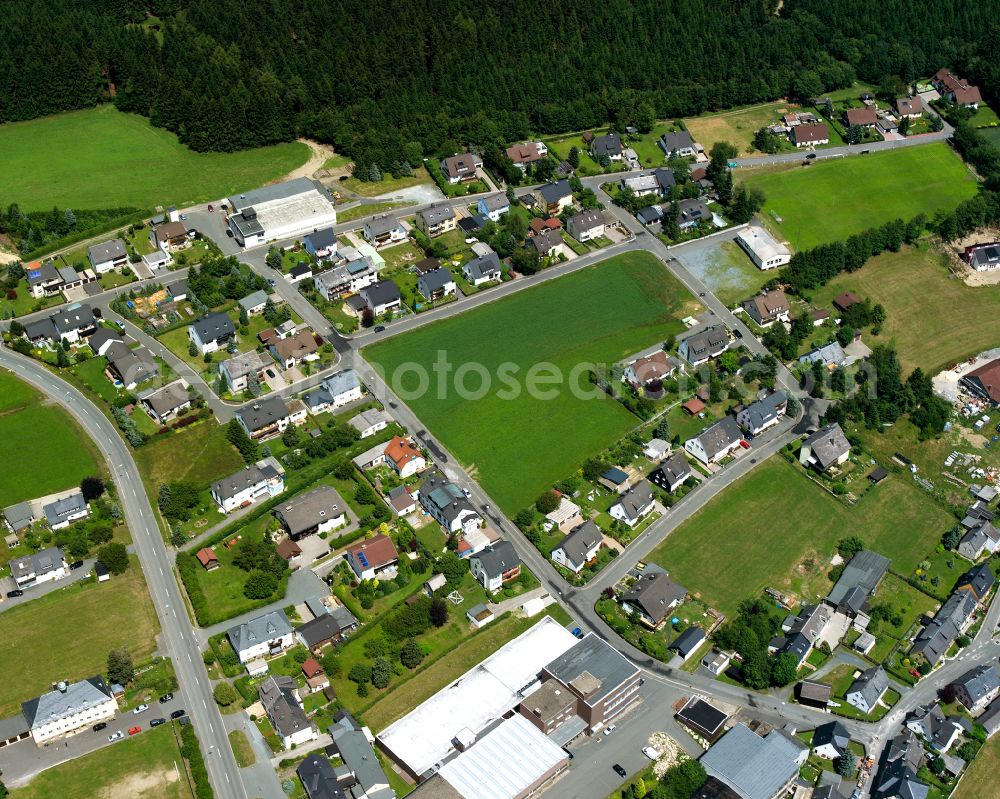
[358, 552, 369, 567]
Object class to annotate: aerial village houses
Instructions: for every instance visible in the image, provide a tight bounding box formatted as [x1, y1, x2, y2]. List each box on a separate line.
[567, 209, 606, 243]
[346, 534, 399, 580]
[259, 675, 316, 750]
[226, 178, 338, 248]
[623, 350, 678, 389]
[227, 610, 295, 664]
[87, 238, 128, 273]
[505, 141, 548, 171]
[363, 215, 407, 248]
[678, 325, 729, 366]
[415, 205, 456, 237]
[551, 520, 602, 574]
[273, 486, 347, 540]
[684, 417, 743, 465]
[22, 677, 118, 745]
[741, 289, 789, 326]
[736, 391, 788, 436]
[419, 473, 481, 534]
[211, 458, 285, 512]
[650, 452, 693, 493]
[235, 395, 308, 440]
[188, 312, 236, 355]
[620, 568, 687, 628]
[800, 423, 851, 472]
[440, 153, 482, 182]
[477, 193, 510, 222]
[609, 480, 655, 528]
[469, 541, 521, 593]
[790, 122, 830, 148]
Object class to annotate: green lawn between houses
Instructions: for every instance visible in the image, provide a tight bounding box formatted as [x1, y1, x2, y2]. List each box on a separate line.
[738, 142, 978, 250]
[0, 369, 103, 506]
[0, 105, 309, 212]
[0, 559, 159, 717]
[9, 722, 192, 799]
[648, 456, 954, 618]
[364, 251, 702, 513]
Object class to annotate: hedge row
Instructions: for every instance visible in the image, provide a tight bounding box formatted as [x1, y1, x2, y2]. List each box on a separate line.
[179, 721, 214, 799]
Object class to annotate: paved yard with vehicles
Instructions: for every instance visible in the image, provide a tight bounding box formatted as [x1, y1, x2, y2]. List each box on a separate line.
[648, 456, 954, 617]
[739, 142, 978, 250]
[364, 251, 701, 513]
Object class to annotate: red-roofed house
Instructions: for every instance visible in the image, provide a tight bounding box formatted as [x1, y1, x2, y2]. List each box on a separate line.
[962, 359, 1000, 405]
[196, 548, 219, 570]
[833, 291, 861, 312]
[623, 351, 679, 388]
[933, 69, 983, 108]
[682, 398, 706, 415]
[384, 436, 426, 478]
[844, 107, 877, 128]
[301, 658, 329, 692]
[529, 217, 563, 236]
[347, 534, 399, 580]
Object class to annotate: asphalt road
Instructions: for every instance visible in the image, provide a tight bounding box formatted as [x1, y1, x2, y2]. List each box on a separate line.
[0, 348, 273, 799]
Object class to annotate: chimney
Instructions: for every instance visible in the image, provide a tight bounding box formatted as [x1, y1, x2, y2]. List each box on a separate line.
[57, 681, 68, 693]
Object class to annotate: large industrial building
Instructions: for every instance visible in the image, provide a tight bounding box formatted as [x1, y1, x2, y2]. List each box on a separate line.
[226, 178, 338, 247]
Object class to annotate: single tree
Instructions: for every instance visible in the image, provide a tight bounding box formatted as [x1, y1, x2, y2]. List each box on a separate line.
[107, 647, 134, 685]
[430, 597, 448, 626]
[836, 752, 856, 777]
[213, 682, 238, 706]
[80, 476, 106, 501]
[97, 542, 129, 575]
[371, 656, 392, 688]
[400, 639, 423, 669]
[535, 490, 560, 514]
[243, 569, 278, 599]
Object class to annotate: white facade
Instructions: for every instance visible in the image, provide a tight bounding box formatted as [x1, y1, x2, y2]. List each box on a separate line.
[27, 680, 117, 745]
[736, 226, 791, 271]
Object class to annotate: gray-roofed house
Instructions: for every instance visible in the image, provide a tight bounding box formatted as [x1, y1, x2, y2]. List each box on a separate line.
[329, 714, 395, 799]
[911, 589, 978, 665]
[42, 492, 89, 530]
[952, 664, 1000, 713]
[799, 341, 848, 370]
[650, 452, 693, 492]
[87, 327, 123, 357]
[534, 180, 573, 215]
[219, 349, 271, 394]
[669, 626, 706, 661]
[684, 417, 743, 465]
[530, 227, 566, 258]
[477, 192, 510, 222]
[678, 325, 730, 366]
[800, 423, 851, 473]
[958, 520, 1000, 561]
[609, 480, 655, 528]
[296, 606, 359, 652]
[26, 262, 64, 298]
[259, 675, 316, 750]
[736, 391, 788, 435]
[846, 666, 889, 714]
[87, 238, 128, 273]
[590, 132, 623, 161]
[21, 676, 117, 744]
[469, 541, 521, 593]
[10, 546, 68, 587]
[302, 369, 363, 415]
[167, 280, 188, 301]
[297, 753, 347, 799]
[3, 502, 34, 533]
[905, 704, 962, 753]
[812, 720, 851, 760]
[659, 130, 696, 158]
[238, 289, 269, 316]
[104, 341, 158, 390]
[348, 408, 391, 438]
[551, 520, 603, 574]
[51, 304, 97, 344]
[188, 312, 236, 355]
[274, 486, 347, 541]
[417, 268, 456, 301]
[415, 205, 457, 238]
[24, 317, 59, 345]
[567, 209, 606, 243]
[362, 215, 406, 247]
[236, 395, 303, 440]
[825, 549, 890, 616]
[228, 610, 294, 664]
[676, 198, 712, 230]
[700, 723, 802, 799]
[418, 473, 481, 535]
[958, 562, 995, 601]
[621, 571, 687, 628]
[637, 205, 663, 226]
[359, 279, 402, 316]
[303, 227, 338, 260]
[871, 730, 929, 799]
[462, 251, 502, 286]
[211, 459, 285, 512]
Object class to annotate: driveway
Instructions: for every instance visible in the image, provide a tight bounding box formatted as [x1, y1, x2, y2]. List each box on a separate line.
[370, 183, 446, 205]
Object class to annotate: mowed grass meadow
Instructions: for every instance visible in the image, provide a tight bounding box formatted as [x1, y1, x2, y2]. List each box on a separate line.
[10, 723, 191, 799]
[739, 142, 978, 250]
[0, 369, 102, 506]
[0, 105, 309, 212]
[811, 243, 1000, 374]
[365, 252, 700, 513]
[649, 457, 953, 617]
[0, 559, 159, 717]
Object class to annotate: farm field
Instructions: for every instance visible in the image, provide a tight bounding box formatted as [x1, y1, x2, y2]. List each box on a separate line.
[0, 105, 309, 212]
[810, 243, 1000, 373]
[738, 142, 978, 249]
[0, 559, 159, 717]
[0, 371, 102, 506]
[10, 722, 191, 799]
[364, 251, 700, 513]
[648, 457, 954, 617]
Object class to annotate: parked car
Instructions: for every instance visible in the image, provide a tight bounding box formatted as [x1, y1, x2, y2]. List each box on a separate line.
[613, 764, 627, 778]
[6, 590, 23, 598]
[733, 329, 743, 339]
[92, 722, 107, 732]
[158, 693, 173, 704]
[226, 228, 234, 238]
[805, 152, 817, 160]
[373, 325, 386, 332]
[571, 627, 583, 638]
[108, 731, 124, 742]
[265, 369, 275, 379]
[149, 718, 166, 727]
[739, 440, 751, 449]
[604, 724, 616, 736]
[267, 278, 276, 286]
[642, 746, 661, 760]
[207, 204, 214, 212]
[170, 709, 186, 720]
[69, 560, 84, 570]
[132, 704, 149, 715]
[115, 320, 126, 331]
[179, 214, 187, 221]
[128, 726, 141, 736]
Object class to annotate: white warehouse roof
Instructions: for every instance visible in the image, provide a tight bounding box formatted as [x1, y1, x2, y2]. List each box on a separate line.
[376, 616, 576, 778]
[736, 225, 791, 265]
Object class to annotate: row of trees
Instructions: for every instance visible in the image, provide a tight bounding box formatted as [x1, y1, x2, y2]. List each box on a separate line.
[0, 203, 142, 256]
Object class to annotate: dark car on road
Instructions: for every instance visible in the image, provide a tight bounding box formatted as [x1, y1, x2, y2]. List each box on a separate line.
[733, 329, 743, 338]
[149, 718, 166, 727]
[159, 693, 173, 704]
[6, 590, 23, 598]
[374, 325, 386, 332]
[69, 560, 84, 570]
[170, 709, 186, 720]
[613, 764, 627, 778]
[92, 722, 107, 732]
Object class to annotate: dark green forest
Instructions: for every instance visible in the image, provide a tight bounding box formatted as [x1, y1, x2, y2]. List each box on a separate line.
[2, 0, 1000, 170]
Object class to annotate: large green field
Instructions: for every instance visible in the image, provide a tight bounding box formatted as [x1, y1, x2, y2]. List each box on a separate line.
[648, 457, 954, 617]
[0, 105, 309, 212]
[365, 252, 700, 513]
[739, 142, 978, 250]
[0, 369, 102, 506]
[810, 243, 1000, 374]
[11, 722, 191, 799]
[0, 560, 159, 717]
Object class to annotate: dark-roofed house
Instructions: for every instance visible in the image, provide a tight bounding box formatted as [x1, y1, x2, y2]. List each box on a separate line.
[462, 251, 502, 286]
[52, 304, 97, 344]
[701, 724, 802, 799]
[958, 520, 1000, 561]
[678, 325, 730, 366]
[669, 626, 706, 661]
[911, 588, 978, 665]
[676, 696, 729, 741]
[296, 606, 359, 652]
[88, 326, 124, 355]
[846, 666, 889, 714]
[3, 502, 34, 534]
[303, 228, 338, 260]
[42, 491, 90, 530]
[139, 379, 191, 424]
[590, 133, 623, 162]
[530, 227, 566, 259]
[477, 192, 510, 222]
[952, 664, 1000, 714]
[567, 209, 605, 243]
[10, 546, 68, 586]
[825, 549, 890, 617]
[540, 633, 641, 732]
[26, 261, 64, 298]
[684, 417, 743, 465]
[797, 680, 832, 708]
[551, 520, 602, 574]
[650, 452, 693, 492]
[274, 486, 347, 540]
[534, 180, 573, 215]
[87, 238, 128, 273]
[812, 720, 851, 760]
[188, 312, 236, 355]
[259, 675, 316, 750]
[800, 423, 851, 473]
[791, 122, 830, 147]
[21, 676, 117, 745]
[104, 341, 158, 389]
[659, 130, 696, 158]
[620, 570, 687, 628]
[905, 704, 961, 753]
[676, 198, 712, 230]
[24, 316, 59, 344]
[961, 359, 1000, 405]
[957, 562, 995, 601]
[297, 753, 347, 799]
[228, 610, 294, 663]
[693, 777, 742, 799]
[845, 107, 877, 127]
[737, 391, 788, 435]
[328, 713, 395, 799]
[362, 215, 406, 248]
[419, 473, 481, 535]
[637, 205, 663, 226]
[469, 541, 521, 593]
[211, 459, 285, 512]
[415, 205, 457, 238]
[417, 267, 456, 301]
[609, 480, 655, 528]
[359, 279, 402, 316]
[440, 153, 482, 183]
[871, 729, 929, 799]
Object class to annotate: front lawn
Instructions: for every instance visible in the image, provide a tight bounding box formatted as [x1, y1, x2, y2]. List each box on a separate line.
[0, 559, 159, 717]
[739, 142, 978, 249]
[364, 251, 700, 513]
[648, 456, 955, 617]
